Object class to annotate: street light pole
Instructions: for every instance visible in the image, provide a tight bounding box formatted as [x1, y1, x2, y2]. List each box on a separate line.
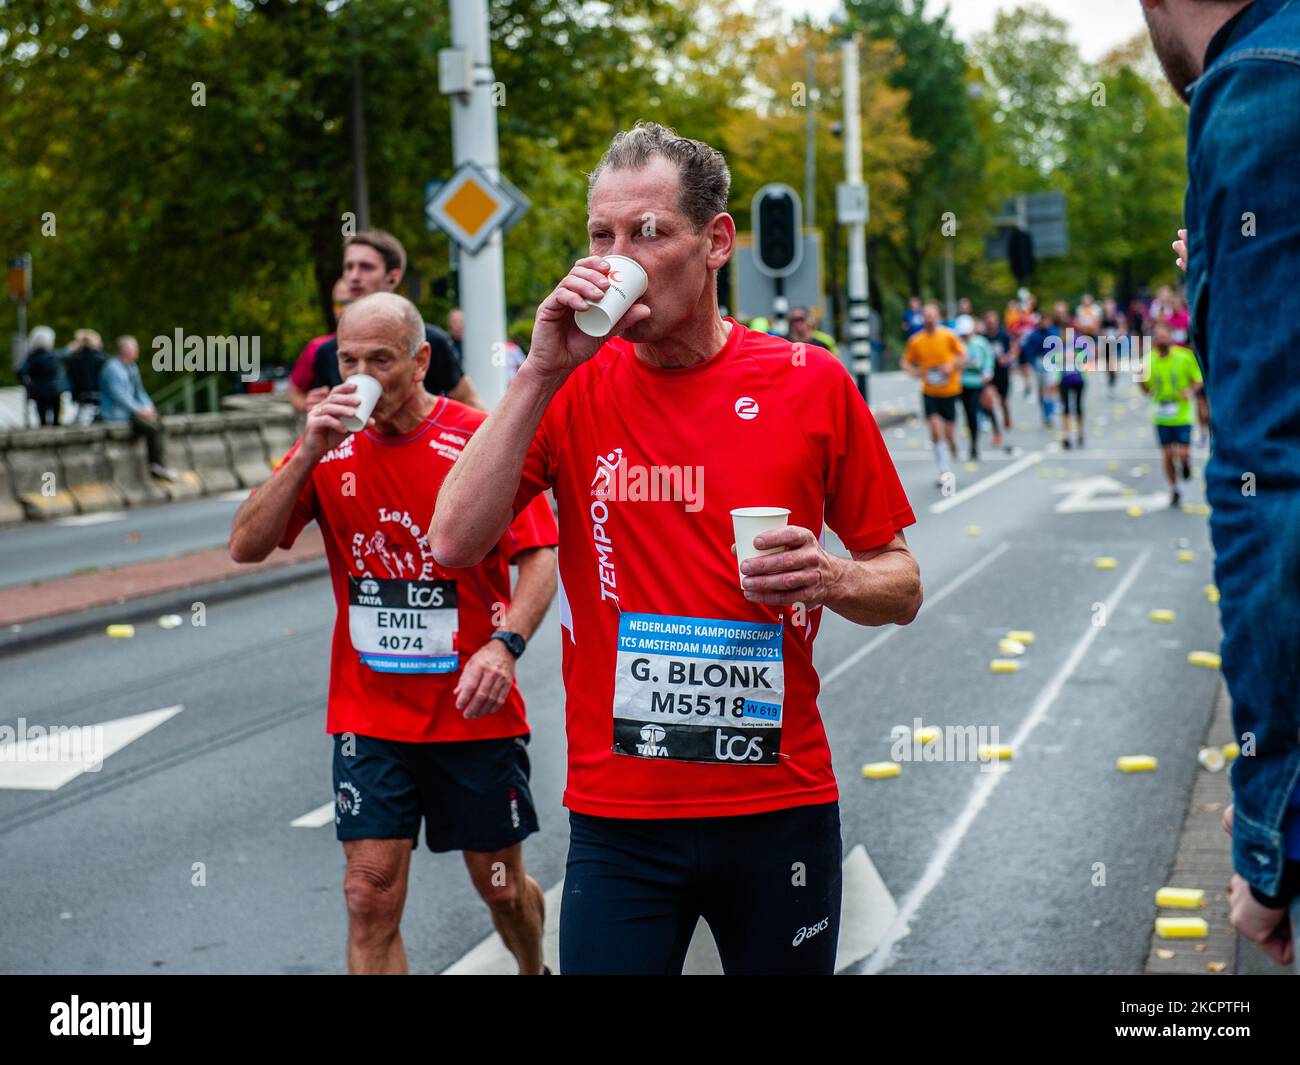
[842, 34, 871, 403]
[446, 0, 508, 406]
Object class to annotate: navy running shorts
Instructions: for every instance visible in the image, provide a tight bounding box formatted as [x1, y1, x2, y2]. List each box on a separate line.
[332, 732, 539, 853]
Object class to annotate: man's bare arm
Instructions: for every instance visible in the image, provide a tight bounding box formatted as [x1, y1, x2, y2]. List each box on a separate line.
[432, 361, 564, 569]
[501, 547, 557, 639]
[826, 535, 923, 627]
[228, 449, 316, 563]
[229, 381, 362, 563]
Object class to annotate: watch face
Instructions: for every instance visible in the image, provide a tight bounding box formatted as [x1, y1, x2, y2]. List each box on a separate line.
[496, 631, 524, 657]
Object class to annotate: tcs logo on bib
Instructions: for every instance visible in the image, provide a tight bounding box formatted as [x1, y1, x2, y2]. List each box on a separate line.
[715, 732, 764, 761]
[406, 585, 447, 608]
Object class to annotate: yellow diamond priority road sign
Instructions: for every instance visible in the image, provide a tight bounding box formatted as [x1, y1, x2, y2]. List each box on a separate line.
[425, 162, 518, 254]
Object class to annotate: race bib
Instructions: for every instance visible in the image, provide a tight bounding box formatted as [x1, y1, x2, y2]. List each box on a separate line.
[925, 367, 949, 387]
[347, 575, 458, 673]
[1156, 401, 1179, 419]
[612, 612, 784, 765]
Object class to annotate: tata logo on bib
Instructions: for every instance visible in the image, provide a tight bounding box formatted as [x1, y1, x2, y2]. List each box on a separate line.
[734, 396, 759, 420]
[636, 723, 669, 757]
[360, 579, 379, 596]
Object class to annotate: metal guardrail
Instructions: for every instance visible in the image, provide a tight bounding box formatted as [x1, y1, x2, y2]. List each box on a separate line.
[152, 372, 222, 415]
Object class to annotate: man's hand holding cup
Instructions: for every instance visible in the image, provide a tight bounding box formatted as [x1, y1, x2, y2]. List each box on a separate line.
[303, 378, 377, 460]
[732, 508, 839, 608]
[528, 256, 651, 381]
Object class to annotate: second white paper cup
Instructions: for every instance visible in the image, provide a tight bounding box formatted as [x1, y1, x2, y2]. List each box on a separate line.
[575, 255, 648, 338]
[341, 374, 382, 433]
[732, 507, 791, 583]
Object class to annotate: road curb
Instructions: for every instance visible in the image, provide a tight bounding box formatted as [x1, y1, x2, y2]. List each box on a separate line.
[0, 558, 329, 658]
[1143, 678, 1236, 975]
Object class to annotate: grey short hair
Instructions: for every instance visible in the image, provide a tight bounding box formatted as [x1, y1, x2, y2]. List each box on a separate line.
[587, 121, 730, 232]
[341, 291, 425, 356]
[29, 325, 55, 351]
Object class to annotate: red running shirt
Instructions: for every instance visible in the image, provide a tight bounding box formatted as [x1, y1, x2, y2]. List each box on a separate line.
[511, 319, 915, 819]
[289, 334, 334, 392]
[274, 397, 558, 743]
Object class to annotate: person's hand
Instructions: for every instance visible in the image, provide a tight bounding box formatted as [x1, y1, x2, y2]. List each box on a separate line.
[526, 256, 652, 381]
[303, 386, 330, 413]
[302, 380, 367, 461]
[939, 362, 955, 376]
[139, 407, 157, 422]
[1174, 228, 1188, 272]
[455, 637, 516, 719]
[1223, 802, 1234, 837]
[1227, 873, 1295, 965]
[734, 526, 839, 608]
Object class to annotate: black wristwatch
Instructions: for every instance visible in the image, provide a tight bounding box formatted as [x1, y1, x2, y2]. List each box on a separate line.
[490, 631, 526, 659]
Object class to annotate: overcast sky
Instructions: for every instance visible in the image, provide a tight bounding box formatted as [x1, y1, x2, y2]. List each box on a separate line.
[786, 0, 1149, 61]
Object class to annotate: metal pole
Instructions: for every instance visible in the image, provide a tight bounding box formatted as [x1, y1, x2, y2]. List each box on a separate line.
[804, 49, 816, 230]
[944, 242, 956, 321]
[448, 0, 508, 407]
[842, 35, 870, 403]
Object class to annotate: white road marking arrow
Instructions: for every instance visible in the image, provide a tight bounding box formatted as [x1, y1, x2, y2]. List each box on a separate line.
[0, 705, 183, 791]
[291, 801, 336, 828]
[440, 842, 898, 975]
[1052, 475, 1168, 513]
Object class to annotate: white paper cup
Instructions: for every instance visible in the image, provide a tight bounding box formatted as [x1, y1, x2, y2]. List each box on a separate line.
[731, 507, 791, 583]
[340, 374, 382, 433]
[575, 255, 648, 338]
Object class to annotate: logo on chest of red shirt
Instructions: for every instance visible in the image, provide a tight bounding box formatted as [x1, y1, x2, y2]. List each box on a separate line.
[349, 506, 437, 580]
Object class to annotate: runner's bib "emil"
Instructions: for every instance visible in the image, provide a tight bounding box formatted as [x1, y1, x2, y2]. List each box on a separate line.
[612, 611, 785, 765]
[347, 576, 458, 674]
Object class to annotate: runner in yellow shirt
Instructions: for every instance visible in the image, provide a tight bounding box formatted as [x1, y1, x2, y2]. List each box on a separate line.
[1140, 321, 1204, 508]
[903, 300, 967, 486]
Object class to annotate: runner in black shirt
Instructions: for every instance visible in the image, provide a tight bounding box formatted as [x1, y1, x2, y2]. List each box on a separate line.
[288, 229, 484, 412]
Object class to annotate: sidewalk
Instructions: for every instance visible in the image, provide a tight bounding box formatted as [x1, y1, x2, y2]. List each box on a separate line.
[1144, 678, 1291, 975]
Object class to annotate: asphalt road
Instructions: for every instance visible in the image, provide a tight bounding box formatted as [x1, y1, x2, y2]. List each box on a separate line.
[0, 374, 1226, 974]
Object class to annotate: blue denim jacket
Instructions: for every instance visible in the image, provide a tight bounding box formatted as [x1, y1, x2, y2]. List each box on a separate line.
[99, 357, 153, 422]
[1184, 0, 1300, 894]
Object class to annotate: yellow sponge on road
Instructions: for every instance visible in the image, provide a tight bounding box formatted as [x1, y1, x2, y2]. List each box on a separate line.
[1155, 917, 1208, 939]
[977, 744, 1013, 761]
[1156, 887, 1205, 909]
[989, 658, 1020, 673]
[1117, 755, 1158, 773]
[1095, 557, 1118, 569]
[1005, 630, 1035, 644]
[862, 762, 901, 780]
[1188, 650, 1222, 669]
[106, 624, 135, 638]
[1148, 609, 1175, 623]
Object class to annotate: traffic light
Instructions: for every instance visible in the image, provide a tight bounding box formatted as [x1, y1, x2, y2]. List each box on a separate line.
[752, 184, 803, 278]
[1007, 228, 1036, 283]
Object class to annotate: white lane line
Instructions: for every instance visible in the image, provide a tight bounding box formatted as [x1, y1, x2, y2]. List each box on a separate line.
[819, 542, 1012, 689]
[0, 705, 183, 791]
[860, 548, 1152, 974]
[51, 512, 127, 527]
[291, 801, 336, 828]
[441, 843, 899, 975]
[929, 451, 1042, 514]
